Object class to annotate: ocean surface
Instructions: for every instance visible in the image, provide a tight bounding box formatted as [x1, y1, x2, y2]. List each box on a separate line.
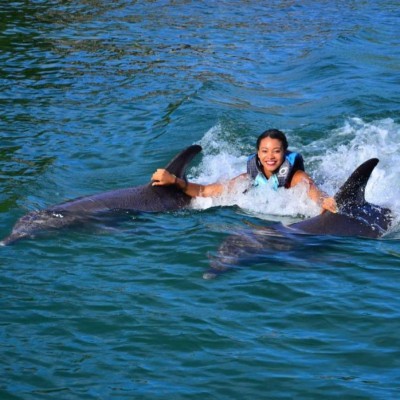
[1, 1, 400, 399]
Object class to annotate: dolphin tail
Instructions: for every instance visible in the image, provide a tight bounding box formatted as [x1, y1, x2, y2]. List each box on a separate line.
[164, 144, 202, 179]
[334, 158, 379, 209]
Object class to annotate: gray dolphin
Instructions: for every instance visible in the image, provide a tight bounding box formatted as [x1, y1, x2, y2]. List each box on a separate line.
[1, 145, 202, 245]
[286, 158, 392, 237]
[205, 158, 393, 279]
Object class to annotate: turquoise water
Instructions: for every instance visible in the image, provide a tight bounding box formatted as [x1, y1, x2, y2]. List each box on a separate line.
[1, 1, 400, 399]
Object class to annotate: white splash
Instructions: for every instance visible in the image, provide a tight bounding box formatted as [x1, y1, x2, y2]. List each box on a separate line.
[306, 117, 400, 234]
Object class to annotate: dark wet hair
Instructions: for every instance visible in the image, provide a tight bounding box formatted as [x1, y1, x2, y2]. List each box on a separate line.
[256, 129, 288, 151]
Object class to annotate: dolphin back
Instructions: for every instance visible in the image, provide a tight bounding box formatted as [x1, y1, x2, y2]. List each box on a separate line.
[51, 144, 203, 214]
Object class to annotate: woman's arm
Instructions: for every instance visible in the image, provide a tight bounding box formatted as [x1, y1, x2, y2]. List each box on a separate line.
[290, 170, 338, 213]
[151, 169, 248, 198]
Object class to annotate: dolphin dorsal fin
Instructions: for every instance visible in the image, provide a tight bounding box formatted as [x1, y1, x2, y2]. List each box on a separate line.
[334, 158, 379, 208]
[164, 145, 202, 178]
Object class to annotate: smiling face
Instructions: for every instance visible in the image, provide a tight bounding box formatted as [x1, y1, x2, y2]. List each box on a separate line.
[257, 137, 285, 178]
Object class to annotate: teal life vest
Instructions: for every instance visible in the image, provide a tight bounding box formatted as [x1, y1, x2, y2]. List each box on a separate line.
[246, 151, 305, 190]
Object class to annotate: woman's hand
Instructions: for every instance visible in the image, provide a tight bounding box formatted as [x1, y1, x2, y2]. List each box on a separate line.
[321, 196, 338, 213]
[151, 169, 176, 186]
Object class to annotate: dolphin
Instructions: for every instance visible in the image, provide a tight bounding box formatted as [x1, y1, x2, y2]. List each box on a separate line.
[204, 158, 393, 279]
[1, 145, 202, 245]
[286, 158, 392, 237]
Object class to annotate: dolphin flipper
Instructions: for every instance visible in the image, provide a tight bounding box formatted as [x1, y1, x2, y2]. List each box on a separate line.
[334, 158, 378, 209]
[164, 144, 202, 179]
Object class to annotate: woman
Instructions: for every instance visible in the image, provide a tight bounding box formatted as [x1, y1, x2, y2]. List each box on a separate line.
[151, 129, 337, 213]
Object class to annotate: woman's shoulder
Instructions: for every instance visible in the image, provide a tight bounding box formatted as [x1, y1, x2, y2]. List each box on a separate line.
[289, 169, 312, 187]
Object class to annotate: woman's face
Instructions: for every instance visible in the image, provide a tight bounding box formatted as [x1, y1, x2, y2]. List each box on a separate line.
[257, 137, 285, 177]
